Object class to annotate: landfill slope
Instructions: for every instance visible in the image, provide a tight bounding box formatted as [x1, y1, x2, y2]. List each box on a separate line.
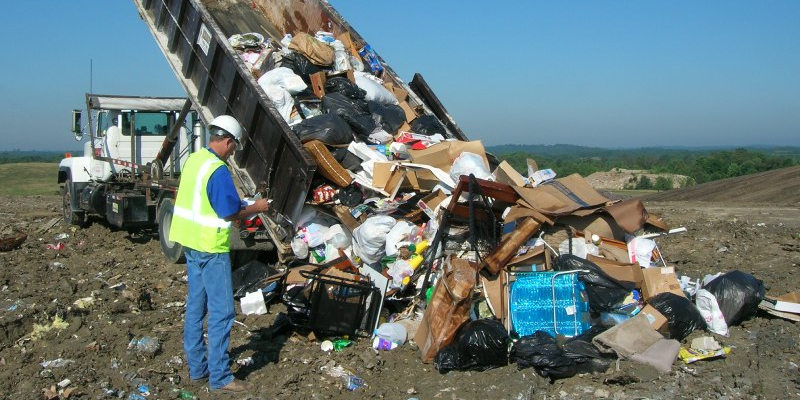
[642, 165, 800, 204]
[1, 194, 799, 399]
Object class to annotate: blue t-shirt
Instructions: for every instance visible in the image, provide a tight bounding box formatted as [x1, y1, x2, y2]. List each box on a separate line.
[205, 148, 242, 220]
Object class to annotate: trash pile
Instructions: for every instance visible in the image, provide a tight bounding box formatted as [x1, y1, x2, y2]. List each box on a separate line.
[224, 28, 777, 381]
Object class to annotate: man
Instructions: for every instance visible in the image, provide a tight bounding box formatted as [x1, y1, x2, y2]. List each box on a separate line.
[169, 115, 270, 393]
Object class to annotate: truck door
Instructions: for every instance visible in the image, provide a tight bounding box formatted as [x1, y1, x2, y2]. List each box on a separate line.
[117, 111, 172, 170]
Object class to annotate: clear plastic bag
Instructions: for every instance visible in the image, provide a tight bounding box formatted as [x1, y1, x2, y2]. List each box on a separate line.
[449, 152, 492, 182]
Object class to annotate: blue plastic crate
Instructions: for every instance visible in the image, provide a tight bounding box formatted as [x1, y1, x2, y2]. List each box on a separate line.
[510, 271, 591, 337]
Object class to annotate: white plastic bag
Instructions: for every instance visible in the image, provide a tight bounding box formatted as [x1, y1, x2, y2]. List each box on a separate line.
[257, 66, 307, 94]
[449, 152, 492, 183]
[240, 291, 267, 315]
[324, 224, 351, 249]
[628, 237, 658, 268]
[385, 220, 416, 257]
[262, 85, 296, 124]
[331, 40, 351, 72]
[291, 237, 309, 259]
[354, 71, 398, 105]
[298, 222, 330, 248]
[695, 289, 729, 336]
[353, 215, 397, 264]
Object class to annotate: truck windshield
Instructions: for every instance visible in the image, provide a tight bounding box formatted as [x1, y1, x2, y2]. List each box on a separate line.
[121, 112, 170, 136]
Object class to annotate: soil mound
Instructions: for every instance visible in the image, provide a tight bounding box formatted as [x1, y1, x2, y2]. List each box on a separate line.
[643, 165, 800, 204]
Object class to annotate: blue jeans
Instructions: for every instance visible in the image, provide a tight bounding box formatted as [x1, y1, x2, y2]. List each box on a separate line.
[184, 248, 235, 389]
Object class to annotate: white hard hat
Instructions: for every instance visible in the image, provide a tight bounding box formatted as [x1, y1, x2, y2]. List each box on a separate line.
[209, 115, 243, 150]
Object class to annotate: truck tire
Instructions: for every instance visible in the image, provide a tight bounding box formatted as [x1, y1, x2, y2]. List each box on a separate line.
[61, 179, 86, 226]
[157, 197, 185, 264]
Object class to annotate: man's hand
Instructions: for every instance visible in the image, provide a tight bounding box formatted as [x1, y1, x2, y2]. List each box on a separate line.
[252, 198, 270, 213]
[225, 198, 270, 222]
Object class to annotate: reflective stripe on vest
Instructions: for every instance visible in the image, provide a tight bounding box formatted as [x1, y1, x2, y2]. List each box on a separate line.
[169, 148, 231, 253]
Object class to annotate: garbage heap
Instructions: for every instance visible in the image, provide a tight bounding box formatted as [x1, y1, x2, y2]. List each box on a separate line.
[227, 31, 768, 379]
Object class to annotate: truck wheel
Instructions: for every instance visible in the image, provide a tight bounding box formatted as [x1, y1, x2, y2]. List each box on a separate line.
[61, 179, 86, 226]
[158, 197, 185, 263]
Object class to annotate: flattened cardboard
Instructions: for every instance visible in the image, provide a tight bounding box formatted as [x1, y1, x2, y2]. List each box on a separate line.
[587, 254, 643, 286]
[770, 291, 800, 314]
[634, 304, 667, 331]
[513, 174, 610, 217]
[285, 265, 319, 285]
[603, 199, 648, 234]
[481, 273, 508, 328]
[416, 256, 478, 363]
[384, 82, 408, 103]
[493, 160, 527, 187]
[641, 267, 685, 300]
[399, 101, 417, 122]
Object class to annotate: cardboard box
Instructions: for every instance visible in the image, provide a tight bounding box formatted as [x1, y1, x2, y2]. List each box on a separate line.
[309, 71, 326, 98]
[371, 161, 398, 189]
[408, 140, 489, 173]
[335, 31, 362, 59]
[634, 304, 667, 331]
[640, 267, 685, 300]
[493, 160, 527, 187]
[587, 254, 643, 286]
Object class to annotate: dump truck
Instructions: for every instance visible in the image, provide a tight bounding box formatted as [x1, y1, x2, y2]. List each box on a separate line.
[60, 0, 470, 265]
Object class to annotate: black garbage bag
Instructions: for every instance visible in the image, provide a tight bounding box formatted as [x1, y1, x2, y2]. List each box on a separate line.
[510, 331, 576, 381]
[331, 147, 363, 171]
[322, 92, 378, 137]
[562, 325, 614, 374]
[368, 101, 406, 134]
[324, 76, 366, 100]
[553, 254, 633, 312]
[434, 319, 509, 373]
[279, 52, 323, 84]
[648, 292, 707, 340]
[292, 113, 354, 145]
[231, 260, 278, 299]
[704, 270, 765, 326]
[335, 183, 364, 207]
[410, 114, 447, 136]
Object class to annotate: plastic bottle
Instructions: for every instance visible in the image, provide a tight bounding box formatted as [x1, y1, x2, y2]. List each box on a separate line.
[128, 337, 160, 355]
[408, 254, 424, 270]
[412, 240, 429, 255]
[374, 322, 407, 345]
[372, 336, 398, 350]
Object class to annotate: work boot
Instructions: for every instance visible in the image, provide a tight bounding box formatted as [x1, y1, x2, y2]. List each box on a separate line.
[215, 379, 252, 393]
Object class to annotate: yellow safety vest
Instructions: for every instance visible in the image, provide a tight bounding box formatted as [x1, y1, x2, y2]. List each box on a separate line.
[169, 148, 231, 253]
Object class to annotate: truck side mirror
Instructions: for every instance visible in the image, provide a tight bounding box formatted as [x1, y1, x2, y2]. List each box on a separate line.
[71, 110, 83, 141]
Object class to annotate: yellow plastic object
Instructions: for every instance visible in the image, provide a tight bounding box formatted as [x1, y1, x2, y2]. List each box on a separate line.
[408, 254, 424, 270]
[678, 346, 731, 364]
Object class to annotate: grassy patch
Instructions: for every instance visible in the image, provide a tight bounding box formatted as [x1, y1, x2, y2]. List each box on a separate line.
[0, 163, 60, 196]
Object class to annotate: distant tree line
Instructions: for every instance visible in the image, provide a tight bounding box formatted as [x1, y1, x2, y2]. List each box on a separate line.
[490, 147, 799, 186]
[0, 151, 74, 164]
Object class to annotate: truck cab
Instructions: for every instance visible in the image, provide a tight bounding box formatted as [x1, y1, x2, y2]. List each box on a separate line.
[58, 94, 198, 227]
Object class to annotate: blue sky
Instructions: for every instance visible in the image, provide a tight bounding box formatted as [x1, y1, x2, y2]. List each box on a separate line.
[1, 1, 798, 151]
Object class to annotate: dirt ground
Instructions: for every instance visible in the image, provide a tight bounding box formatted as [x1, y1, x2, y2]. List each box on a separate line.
[1, 195, 799, 400]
